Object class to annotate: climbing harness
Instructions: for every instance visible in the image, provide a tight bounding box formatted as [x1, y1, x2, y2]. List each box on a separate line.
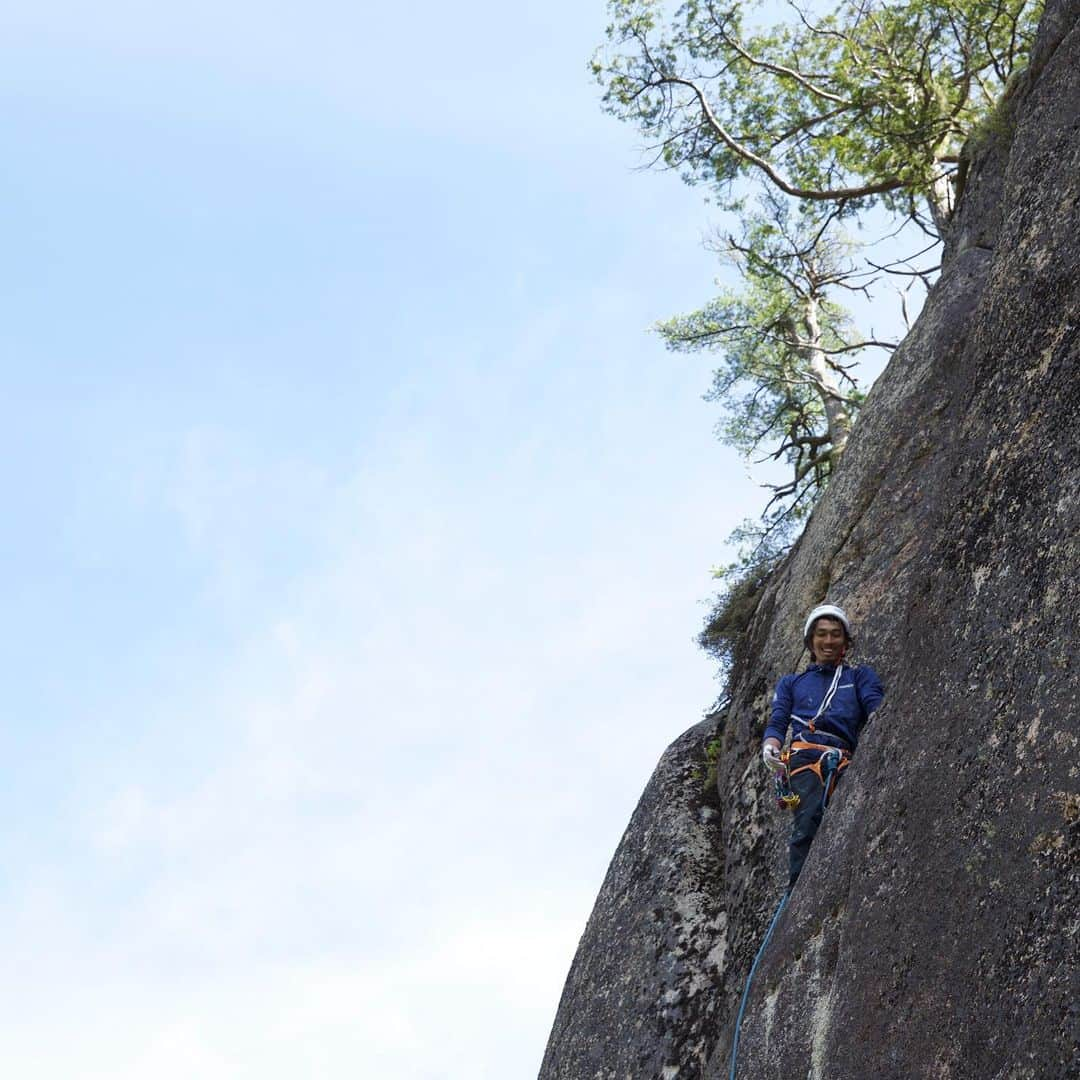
[771, 657, 849, 813]
[788, 740, 850, 805]
[774, 740, 850, 811]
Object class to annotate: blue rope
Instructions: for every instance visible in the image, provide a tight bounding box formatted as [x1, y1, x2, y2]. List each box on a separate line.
[728, 888, 790, 1080]
[729, 747, 843, 1078]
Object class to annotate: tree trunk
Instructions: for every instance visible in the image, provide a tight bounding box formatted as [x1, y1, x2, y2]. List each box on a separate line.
[803, 296, 852, 457]
[926, 158, 956, 236]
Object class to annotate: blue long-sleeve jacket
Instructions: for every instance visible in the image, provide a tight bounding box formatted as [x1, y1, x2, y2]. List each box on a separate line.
[764, 663, 885, 751]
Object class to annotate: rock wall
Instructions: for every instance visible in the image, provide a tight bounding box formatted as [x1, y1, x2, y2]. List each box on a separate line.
[540, 3, 1080, 1077]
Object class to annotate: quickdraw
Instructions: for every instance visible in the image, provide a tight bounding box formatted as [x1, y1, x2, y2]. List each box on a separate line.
[773, 758, 800, 810]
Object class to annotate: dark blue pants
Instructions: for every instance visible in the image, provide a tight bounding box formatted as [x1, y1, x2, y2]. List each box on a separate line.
[787, 750, 844, 887]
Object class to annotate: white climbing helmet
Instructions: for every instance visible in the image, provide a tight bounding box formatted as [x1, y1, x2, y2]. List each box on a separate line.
[803, 603, 851, 643]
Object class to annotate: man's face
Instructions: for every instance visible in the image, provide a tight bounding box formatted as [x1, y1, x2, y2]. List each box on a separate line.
[810, 618, 847, 663]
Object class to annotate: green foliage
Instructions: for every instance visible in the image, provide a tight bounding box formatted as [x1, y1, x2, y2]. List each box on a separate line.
[699, 519, 791, 680]
[692, 735, 725, 792]
[964, 71, 1022, 156]
[704, 736, 722, 766]
[595, 0, 1043, 224]
[594, 0, 1042, 679]
[660, 194, 870, 521]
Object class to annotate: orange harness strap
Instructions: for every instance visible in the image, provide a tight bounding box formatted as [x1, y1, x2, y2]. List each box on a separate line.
[785, 740, 851, 798]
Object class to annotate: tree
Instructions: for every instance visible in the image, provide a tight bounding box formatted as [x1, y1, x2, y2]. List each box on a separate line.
[595, 0, 1041, 235]
[677, 197, 882, 684]
[594, 0, 1042, 678]
[659, 193, 885, 536]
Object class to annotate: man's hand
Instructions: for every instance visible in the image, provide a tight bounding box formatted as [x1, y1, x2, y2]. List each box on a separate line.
[762, 739, 784, 771]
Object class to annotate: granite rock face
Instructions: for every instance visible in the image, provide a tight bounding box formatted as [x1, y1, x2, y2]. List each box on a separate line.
[540, 3, 1080, 1077]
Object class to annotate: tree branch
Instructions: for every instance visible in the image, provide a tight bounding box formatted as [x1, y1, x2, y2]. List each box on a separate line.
[659, 72, 907, 202]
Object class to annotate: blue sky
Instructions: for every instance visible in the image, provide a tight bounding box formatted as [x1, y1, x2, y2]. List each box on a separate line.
[0, 3, 915, 1076]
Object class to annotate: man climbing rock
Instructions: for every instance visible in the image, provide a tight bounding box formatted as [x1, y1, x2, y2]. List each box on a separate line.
[761, 604, 884, 888]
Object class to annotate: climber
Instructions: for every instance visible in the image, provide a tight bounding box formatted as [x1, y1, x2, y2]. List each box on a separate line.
[761, 604, 884, 888]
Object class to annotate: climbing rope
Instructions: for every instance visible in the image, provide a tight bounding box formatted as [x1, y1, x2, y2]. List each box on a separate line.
[728, 888, 790, 1080]
[820, 748, 842, 810]
[728, 747, 843, 1079]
